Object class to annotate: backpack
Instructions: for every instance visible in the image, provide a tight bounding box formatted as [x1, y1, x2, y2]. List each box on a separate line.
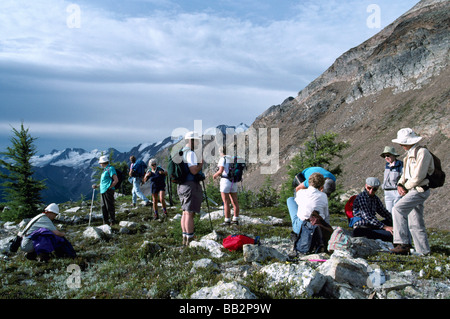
[327, 227, 351, 252]
[114, 167, 124, 191]
[131, 159, 147, 178]
[415, 146, 445, 188]
[224, 156, 246, 183]
[222, 234, 260, 251]
[344, 195, 361, 227]
[167, 147, 188, 184]
[294, 220, 324, 254]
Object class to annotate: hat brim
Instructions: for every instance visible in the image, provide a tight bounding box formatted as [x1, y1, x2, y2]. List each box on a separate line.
[392, 136, 422, 145]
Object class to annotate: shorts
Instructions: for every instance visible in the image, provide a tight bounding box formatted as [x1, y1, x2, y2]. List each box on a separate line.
[177, 181, 202, 213]
[220, 178, 238, 193]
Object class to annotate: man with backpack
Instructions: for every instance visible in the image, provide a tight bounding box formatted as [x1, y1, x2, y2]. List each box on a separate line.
[390, 128, 435, 255]
[177, 131, 204, 246]
[92, 155, 119, 226]
[129, 155, 150, 207]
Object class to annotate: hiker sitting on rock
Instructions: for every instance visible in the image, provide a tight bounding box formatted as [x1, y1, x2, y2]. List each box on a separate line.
[352, 177, 393, 242]
[287, 173, 331, 238]
[20, 203, 76, 261]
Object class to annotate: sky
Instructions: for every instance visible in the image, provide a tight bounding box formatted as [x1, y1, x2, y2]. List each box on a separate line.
[0, 0, 419, 155]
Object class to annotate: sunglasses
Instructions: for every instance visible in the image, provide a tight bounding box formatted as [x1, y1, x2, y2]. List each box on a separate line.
[367, 186, 379, 191]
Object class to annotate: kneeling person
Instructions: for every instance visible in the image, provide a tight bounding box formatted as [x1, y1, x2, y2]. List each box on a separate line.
[20, 203, 76, 261]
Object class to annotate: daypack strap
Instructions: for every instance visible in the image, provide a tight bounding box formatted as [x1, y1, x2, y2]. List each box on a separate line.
[18, 213, 46, 237]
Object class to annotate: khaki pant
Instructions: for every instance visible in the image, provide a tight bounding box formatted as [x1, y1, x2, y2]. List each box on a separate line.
[392, 189, 430, 255]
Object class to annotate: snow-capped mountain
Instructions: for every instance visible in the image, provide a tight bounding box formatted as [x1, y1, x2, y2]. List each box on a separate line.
[24, 124, 248, 204]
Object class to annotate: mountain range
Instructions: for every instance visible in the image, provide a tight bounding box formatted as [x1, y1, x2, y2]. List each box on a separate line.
[14, 123, 248, 204]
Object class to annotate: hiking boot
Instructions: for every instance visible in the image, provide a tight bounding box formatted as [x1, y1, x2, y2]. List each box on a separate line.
[220, 220, 231, 227]
[153, 213, 159, 220]
[390, 244, 411, 255]
[231, 220, 239, 226]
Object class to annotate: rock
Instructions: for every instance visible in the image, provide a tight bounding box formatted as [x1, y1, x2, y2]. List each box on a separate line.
[243, 244, 287, 263]
[191, 281, 257, 299]
[83, 226, 105, 241]
[119, 221, 137, 229]
[189, 239, 225, 258]
[348, 237, 394, 258]
[318, 250, 369, 289]
[64, 207, 81, 213]
[260, 262, 326, 297]
[96, 224, 112, 238]
[190, 258, 219, 274]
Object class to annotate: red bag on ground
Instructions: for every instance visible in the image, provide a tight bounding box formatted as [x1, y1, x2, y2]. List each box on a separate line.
[222, 235, 257, 251]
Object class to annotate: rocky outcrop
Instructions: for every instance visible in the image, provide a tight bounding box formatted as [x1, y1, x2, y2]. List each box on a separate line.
[245, 0, 450, 230]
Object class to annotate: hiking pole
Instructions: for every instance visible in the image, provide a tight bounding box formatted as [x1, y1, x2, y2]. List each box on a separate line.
[201, 180, 213, 231]
[89, 188, 95, 227]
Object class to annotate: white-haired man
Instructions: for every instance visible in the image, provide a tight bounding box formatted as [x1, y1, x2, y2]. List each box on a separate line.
[390, 128, 434, 255]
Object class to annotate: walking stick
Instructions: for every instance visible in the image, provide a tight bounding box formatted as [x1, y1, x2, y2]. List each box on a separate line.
[201, 180, 213, 231]
[89, 188, 95, 227]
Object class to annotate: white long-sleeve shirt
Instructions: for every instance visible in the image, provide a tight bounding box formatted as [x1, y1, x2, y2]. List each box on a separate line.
[295, 186, 330, 224]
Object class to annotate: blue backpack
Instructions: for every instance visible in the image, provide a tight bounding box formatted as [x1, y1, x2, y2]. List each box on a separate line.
[132, 159, 147, 178]
[294, 220, 324, 254]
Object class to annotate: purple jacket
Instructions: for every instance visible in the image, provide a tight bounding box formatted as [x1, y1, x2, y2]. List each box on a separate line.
[29, 228, 76, 257]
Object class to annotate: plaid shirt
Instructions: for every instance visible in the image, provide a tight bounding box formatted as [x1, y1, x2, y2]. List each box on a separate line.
[352, 190, 392, 229]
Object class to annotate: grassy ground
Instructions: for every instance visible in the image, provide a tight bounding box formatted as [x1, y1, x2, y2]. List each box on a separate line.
[1, 194, 449, 299]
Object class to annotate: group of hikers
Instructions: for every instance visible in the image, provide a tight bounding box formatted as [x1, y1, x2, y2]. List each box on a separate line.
[11, 127, 440, 261]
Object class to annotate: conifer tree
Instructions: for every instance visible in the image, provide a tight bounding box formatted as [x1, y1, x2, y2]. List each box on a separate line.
[0, 123, 46, 221]
[279, 130, 349, 213]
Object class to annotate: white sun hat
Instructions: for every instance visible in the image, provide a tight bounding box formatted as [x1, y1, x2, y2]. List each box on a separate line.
[184, 131, 201, 140]
[392, 128, 423, 145]
[44, 203, 59, 215]
[98, 155, 109, 164]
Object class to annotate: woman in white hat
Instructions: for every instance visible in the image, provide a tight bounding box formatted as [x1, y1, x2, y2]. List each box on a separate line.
[390, 128, 435, 255]
[380, 146, 403, 212]
[92, 155, 119, 226]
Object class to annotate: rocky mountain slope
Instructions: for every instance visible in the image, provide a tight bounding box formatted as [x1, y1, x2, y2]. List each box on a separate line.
[243, 0, 449, 230]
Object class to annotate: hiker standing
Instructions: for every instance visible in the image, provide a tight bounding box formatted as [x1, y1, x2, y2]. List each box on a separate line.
[92, 155, 118, 226]
[380, 146, 403, 212]
[178, 131, 204, 246]
[143, 158, 168, 220]
[129, 156, 150, 207]
[390, 128, 434, 255]
[352, 177, 393, 242]
[20, 203, 76, 261]
[213, 146, 240, 226]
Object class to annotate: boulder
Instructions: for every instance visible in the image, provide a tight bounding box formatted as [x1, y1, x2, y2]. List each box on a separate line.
[318, 250, 369, 288]
[189, 239, 225, 258]
[191, 281, 257, 299]
[243, 244, 287, 263]
[259, 262, 326, 297]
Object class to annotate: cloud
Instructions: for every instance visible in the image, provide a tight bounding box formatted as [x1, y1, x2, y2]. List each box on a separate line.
[0, 0, 419, 154]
